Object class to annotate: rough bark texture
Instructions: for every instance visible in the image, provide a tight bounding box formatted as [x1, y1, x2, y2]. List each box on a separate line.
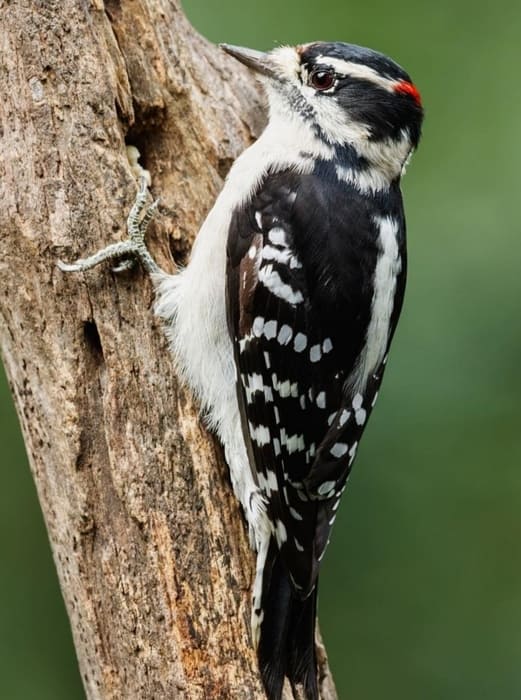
[0, 2, 338, 698]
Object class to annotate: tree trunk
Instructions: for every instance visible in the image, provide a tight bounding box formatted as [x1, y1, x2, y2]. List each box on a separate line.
[0, 1, 337, 698]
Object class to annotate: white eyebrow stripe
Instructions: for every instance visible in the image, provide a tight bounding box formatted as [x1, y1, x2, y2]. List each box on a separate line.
[315, 56, 398, 93]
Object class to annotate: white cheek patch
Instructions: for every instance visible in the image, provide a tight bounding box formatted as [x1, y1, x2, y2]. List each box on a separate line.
[306, 91, 371, 143]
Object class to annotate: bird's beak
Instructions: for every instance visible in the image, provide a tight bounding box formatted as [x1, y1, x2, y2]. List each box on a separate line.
[220, 44, 277, 79]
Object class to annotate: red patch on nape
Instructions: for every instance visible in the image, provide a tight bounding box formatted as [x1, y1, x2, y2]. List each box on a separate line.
[394, 80, 422, 106]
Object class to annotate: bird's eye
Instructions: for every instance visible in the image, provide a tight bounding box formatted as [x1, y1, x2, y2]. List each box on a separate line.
[309, 69, 335, 91]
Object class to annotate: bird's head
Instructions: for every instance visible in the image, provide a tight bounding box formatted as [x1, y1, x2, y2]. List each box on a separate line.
[222, 41, 423, 176]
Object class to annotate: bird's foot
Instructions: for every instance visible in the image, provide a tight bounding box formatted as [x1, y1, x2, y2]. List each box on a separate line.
[58, 177, 163, 276]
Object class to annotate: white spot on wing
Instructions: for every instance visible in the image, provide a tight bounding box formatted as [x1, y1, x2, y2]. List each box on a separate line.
[268, 228, 287, 246]
[252, 316, 264, 337]
[289, 507, 303, 521]
[250, 374, 264, 392]
[258, 469, 278, 495]
[294, 333, 307, 352]
[339, 409, 350, 427]
[330, 442, 348, 458]
[317, 480, 336, 496]
[278, 380, 290, 397]
[285, 432, 305, 455]
[258, 265, 304, 305]
[322, 337, 333, 353]
[310, 344, 321, 363]
[248, 422, 271, 446]
[262, 244, 291, 264]
[352, 393, 363, 410]
[316, 391, 326, 409]
[263, 319, 277, 339]
[277, 324, 293, 345]
[275, 519, 287, 545]
[355, 408, 367, 426]
[242, 372, 266, 402]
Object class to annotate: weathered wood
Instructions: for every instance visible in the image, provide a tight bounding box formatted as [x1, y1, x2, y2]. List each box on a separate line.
[0, 1, 337, 698]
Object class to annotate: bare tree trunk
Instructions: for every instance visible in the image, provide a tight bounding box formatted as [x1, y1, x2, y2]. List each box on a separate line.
[0, 2, 337, 698]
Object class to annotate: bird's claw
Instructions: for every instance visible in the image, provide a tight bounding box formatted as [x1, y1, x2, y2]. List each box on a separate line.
[58, 177, 162, 276]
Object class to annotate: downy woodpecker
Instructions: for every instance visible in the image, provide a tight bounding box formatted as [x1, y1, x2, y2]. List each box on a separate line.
[60, 41, 423, 700]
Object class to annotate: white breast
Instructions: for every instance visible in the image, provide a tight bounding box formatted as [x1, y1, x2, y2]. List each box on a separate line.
[153, 110, 328, 517]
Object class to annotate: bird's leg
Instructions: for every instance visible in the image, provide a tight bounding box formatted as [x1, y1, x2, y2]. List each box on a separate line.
[58, 177, 165, 276]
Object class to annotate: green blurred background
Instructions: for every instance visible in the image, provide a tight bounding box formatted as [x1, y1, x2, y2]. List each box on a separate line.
[2, 0, 520, 698]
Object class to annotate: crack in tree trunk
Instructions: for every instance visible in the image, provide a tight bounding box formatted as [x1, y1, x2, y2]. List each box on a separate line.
[0, 1, 338, 698]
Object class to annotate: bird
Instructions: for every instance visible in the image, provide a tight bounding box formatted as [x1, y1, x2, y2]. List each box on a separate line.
[60, 40, 423, 700]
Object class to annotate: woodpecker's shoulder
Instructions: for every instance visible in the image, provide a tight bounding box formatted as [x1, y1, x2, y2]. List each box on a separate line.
[227, 164, 405, 324]
[227, 162, 406, 257]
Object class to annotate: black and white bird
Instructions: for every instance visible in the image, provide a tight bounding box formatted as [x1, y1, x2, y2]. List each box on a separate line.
[60, 41, 423, 700]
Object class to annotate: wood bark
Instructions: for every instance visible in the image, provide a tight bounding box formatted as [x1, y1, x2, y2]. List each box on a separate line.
[0, 1, 338, 698]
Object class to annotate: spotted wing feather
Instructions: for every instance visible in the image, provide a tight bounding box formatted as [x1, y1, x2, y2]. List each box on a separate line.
[227, 178, 320, 593]
[226, 169, 404, 594]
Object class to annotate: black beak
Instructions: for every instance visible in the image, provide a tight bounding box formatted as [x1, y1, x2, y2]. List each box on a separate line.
[220, 44, 277, 79]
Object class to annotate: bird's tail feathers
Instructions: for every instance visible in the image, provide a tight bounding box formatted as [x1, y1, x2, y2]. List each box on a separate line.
[255, 539, 318, 700]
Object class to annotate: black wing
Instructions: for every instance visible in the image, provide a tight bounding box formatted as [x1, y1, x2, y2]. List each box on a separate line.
[226, 169, 405, 596]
